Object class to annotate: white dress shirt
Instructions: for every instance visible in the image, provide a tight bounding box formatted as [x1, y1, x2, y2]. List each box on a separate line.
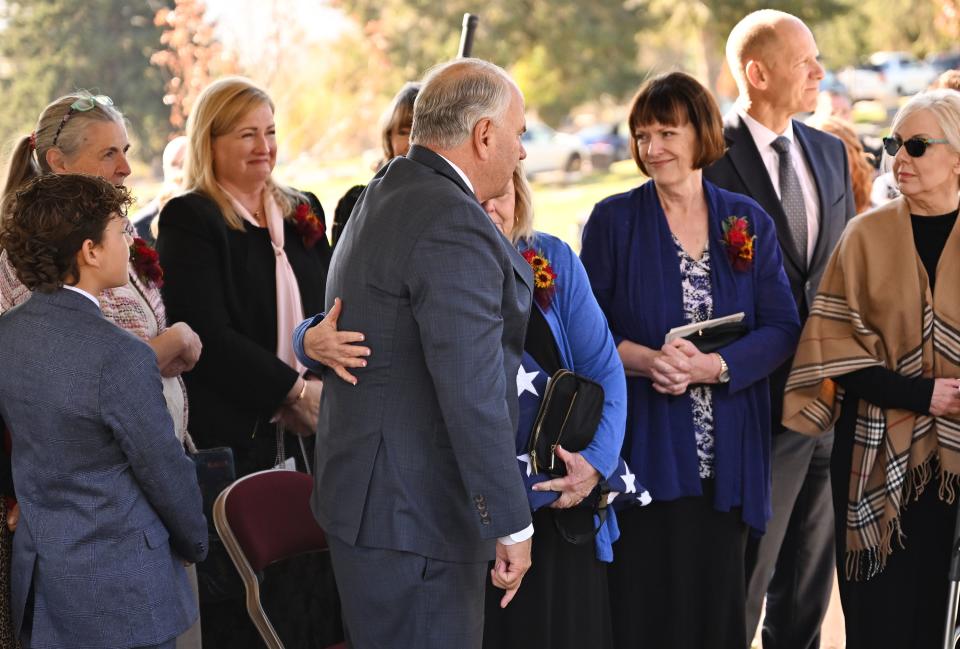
[737, 108, 821, 266]
[64, 284, 100, 308]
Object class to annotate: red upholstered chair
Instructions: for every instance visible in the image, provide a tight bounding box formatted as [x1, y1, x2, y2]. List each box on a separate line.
[213, 469, 346, 649]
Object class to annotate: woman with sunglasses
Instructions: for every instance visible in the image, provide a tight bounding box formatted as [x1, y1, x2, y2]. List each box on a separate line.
[783, 89, 960, 649]
[0, 91, 204, 649]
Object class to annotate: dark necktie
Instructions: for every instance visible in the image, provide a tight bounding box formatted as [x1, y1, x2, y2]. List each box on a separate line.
[771, 136, 807, 268]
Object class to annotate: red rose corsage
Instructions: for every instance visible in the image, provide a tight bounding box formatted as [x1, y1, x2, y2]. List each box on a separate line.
[293, 202, 325, 248]
[130, 237, 164, 288]
[721, 216, 755, 272]
[522, 248, 557, 310]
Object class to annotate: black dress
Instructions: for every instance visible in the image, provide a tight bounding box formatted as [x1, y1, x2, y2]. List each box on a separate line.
[831, 209, 958, 649]
[482, 307, 614, 649]
[158, 191, 343, 649]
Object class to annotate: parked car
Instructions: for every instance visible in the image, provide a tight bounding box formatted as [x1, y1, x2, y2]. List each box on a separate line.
[576, 122, 630, 170]
[928, 51, 960, 75]
[522, 122, 589, 175]
[838, 51, 937, 101]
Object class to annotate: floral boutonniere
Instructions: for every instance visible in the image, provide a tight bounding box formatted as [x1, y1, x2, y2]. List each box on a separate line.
[522, 248, 557, 310]
[721, 216, 756, 272]
[293, 202, 325, 248]
[130, 237, 164, 288]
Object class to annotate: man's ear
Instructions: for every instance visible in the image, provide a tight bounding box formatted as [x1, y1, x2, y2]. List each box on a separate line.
[45, 147, 68, 174]
[75, 238, 101, 273]
[473, 117, 493, 162]
[744, 59, 768, 91]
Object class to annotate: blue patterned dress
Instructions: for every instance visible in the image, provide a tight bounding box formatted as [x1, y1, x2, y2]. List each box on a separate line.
[672, 234, 715, 479]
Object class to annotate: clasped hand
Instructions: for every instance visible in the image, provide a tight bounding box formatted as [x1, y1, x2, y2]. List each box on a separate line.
[649, 338, 721, 395]
[930, 378, 960, 417]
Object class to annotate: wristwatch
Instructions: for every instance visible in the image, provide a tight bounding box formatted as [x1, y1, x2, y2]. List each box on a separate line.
[716, 354, 730, 384]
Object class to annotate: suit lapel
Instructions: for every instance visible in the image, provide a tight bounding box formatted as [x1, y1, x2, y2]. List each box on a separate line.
[723, 113, 805, 277]
[793, 122, 832, 273]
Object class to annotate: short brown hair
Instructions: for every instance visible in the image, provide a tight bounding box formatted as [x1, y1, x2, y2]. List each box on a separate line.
[0, 174, 132, 292]
[627, 72, 726, 176]
[380, 82, 420, 160]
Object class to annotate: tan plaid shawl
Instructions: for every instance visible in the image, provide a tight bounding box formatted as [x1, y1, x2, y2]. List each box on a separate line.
[783, 196, 960, 580]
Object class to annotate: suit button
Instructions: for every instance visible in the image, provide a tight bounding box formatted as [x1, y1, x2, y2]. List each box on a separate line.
[805, 281, 811, 292]
[477, 502, 487, 512]
[473, 495, 484, 503]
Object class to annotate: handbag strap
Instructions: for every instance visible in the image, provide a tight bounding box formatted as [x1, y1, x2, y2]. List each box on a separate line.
[552, 482, 611, 545]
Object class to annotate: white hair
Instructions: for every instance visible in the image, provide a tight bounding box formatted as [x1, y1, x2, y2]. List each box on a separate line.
[410, 58, 515, 149]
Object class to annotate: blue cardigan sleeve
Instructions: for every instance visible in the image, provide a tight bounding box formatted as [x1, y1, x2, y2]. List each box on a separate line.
[718, 203, 801, 393]
[541, 235, 627, 479]
[292, 313, 325, 374]
[580, 202, 625, 347]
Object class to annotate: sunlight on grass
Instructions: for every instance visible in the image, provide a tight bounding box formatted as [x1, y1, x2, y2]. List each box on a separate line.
[130, 158, 643, 253]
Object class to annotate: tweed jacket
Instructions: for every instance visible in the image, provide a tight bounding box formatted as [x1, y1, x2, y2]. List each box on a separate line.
[0, 289, 207, 649]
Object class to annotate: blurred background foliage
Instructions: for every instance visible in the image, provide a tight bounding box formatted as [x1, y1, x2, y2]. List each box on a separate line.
[0, 0, 959, 167]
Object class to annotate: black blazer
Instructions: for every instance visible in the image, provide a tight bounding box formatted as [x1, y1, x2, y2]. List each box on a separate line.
[704, 112, 856, 432]
[157, 190, 331, 474]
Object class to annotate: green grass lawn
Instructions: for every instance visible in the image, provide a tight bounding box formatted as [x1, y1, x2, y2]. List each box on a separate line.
[130, 158, 643, 253]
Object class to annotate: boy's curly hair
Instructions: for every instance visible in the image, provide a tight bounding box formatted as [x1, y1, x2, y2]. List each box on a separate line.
[0, 174, 132, 292]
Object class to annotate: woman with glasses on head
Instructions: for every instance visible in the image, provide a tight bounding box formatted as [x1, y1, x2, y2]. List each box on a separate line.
[783, 89, 960, 649]
[0, 91, 204, 649]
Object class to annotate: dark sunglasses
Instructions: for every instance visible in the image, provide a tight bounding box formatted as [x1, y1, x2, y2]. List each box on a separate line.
[882, 135, 949, 158]
[51, 95, 114, 148]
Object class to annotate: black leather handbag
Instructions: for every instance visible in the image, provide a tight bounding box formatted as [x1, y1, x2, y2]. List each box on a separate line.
[527, 369, 604, 478]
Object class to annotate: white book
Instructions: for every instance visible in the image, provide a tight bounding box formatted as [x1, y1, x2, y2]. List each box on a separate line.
[664, 312, 746, 344]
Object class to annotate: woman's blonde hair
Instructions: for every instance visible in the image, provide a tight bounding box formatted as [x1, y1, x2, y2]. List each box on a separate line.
[889, 89, 960, 190]
[184, 76, 303, 231]
[2, 92, 124, 219]
[509, 164, 534, 245]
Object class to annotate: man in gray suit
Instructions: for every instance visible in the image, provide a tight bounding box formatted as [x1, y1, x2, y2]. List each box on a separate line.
[311, 58, 533, 648]
[0, 174, 208, 649]
[704, 10, 856, 649]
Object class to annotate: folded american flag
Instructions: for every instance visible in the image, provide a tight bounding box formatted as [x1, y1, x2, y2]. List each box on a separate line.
[515, 352, 651, 512]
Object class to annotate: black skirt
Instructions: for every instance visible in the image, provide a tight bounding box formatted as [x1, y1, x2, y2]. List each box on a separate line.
[832, 406, 959, 649]
[608, 481, 748, 649]
[483, 507, 613, 649]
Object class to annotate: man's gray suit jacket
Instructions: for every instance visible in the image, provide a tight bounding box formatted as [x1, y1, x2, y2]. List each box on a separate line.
[312, 145, 534, 564]
[0, 289, 208, 649]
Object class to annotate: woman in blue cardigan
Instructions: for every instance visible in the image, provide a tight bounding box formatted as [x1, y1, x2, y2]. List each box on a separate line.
[480, 166, 627, 649]
[580, 72, 800, 649]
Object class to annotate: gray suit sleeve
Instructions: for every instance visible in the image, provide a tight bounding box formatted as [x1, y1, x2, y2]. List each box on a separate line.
[406, 206, 531, 540]
[99, 342, 208, 562]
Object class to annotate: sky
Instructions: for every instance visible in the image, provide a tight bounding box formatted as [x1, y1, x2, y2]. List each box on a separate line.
[204, 0, 351, 66]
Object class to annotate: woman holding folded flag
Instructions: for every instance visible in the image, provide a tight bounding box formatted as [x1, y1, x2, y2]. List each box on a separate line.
[580, 71, 800, 649]
[479, 164, 635, 649]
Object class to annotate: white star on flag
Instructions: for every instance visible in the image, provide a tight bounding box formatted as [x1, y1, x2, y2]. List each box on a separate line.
[620, 466, 637, 494]
[517, 453, 532, 477]
[637, 490, 652, 506]
[516, 364, 539, 397]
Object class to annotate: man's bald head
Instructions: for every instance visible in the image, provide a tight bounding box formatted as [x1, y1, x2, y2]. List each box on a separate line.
[726, 10, 806, 93]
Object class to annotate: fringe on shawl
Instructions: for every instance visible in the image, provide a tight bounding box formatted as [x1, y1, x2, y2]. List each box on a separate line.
[845, 453, 959, 581]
